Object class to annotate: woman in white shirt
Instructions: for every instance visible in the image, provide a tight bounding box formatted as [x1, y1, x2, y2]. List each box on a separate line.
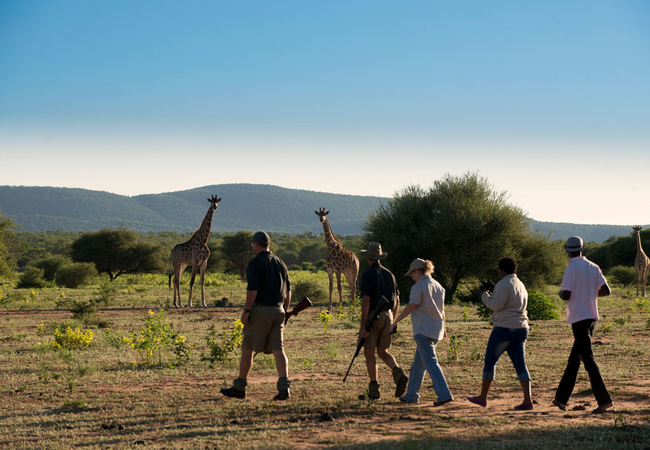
[390, 259, 453, 406]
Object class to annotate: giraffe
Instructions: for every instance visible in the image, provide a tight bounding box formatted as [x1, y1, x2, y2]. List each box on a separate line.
[169, 195, 222, 308]
[633, 225, 650, 298]
[315, 207, 359, 310]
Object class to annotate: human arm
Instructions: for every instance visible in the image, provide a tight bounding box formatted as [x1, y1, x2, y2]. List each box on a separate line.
[481, 281, 508, 311]
[558, 290, 571, 301]
[598, 284, 611, 297]
[360, 295, 371, 339]
[389, 303, 418, 333]
[242, 290, 256, 325]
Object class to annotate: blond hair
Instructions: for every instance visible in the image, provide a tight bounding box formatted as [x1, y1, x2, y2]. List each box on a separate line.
[417, 260, 435, 275]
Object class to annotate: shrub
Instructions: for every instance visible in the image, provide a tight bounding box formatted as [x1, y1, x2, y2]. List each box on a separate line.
[291, 275, 327, 304]
[123, 309, 192, 366]
[526, 290, 560, 321]
[34, 255, 72, 282]
[607, 265, 637, 288]
[16, 267, 46, 289]
[55, 262, 97, 289]
[38, 322, 94, 350]
[202, 319, 244, 364]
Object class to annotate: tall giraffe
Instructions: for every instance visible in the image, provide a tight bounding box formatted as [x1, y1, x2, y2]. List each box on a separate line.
[315, 207, 359, 310]
[633, 225, 650, 298]
[170, 195, 222, 308]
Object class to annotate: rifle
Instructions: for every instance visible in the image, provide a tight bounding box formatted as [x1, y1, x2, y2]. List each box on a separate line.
[284, 296, 312, 324]
[342, 295, 390, 383]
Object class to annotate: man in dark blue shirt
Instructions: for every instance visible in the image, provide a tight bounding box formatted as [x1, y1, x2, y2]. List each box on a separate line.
[359, 241, 408, 400]
[221, 231, 292, 401]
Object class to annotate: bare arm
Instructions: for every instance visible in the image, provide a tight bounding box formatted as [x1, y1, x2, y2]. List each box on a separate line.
[242, 290, 257, 325]
[390, 303, 418, 333]
[598, 284, 611, 297]
[558, 290, 571, 301]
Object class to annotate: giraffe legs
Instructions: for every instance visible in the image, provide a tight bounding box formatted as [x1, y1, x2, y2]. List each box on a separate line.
[336, 272, 343, 308]
[188, 266, 200, 308]
[327, 269, 334, 310]
[199, 259, 208, 308]
[643, 266, 649, 298]
[172, 264, 186, 308]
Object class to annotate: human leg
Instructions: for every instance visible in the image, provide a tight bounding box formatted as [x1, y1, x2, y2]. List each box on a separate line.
[413, 334, 452, 403]
[469, 328, 508, 405]
[555, 332, 582, 406]
[575, 320, 613, 408]
[504, 328, 532, 406]
[401, 346, 425, 403]
[221, 348, 253, 399]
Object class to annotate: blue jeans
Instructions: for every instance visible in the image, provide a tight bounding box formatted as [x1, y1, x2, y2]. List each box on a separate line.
[402, 334, 452, 403]
[483, 327, 530, 382]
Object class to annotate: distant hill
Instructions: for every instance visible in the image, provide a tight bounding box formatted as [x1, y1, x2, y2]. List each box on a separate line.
[0, 184, 383, 235]
[0, 184, 645, 242]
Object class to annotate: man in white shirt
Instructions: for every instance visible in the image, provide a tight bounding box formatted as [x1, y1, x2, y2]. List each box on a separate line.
[554, 236, 614, 414]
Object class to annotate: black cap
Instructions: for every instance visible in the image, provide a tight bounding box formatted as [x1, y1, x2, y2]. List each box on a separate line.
[252, 231, 270, 244]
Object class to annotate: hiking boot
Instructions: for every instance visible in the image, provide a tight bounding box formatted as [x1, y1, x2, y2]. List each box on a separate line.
[221, 377, 247, 399]
[220, 387, 246, 399]
[392, 367, 408, 398]
[273, 388, 290, 401]
[360, 381, 381, 400]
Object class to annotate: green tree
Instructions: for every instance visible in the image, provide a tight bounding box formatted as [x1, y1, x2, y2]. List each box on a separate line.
[71, 229, 166, 281]
[607, 265, 637, 287]
[0, 211, 16, 278]
[219, 231, 254, 281]
[55, 262, 98, 288]
[364, 172, 562, 301]
[34, 255, 72, 281]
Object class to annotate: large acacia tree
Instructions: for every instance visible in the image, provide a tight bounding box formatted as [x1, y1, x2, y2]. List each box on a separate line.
[364, 172, 564, 301]
[71, 229, 166, 281]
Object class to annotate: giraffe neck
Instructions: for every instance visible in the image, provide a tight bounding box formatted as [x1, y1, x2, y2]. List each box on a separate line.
[191, 206, 215, 245]
[637, 231, 647, 258]
[322, 218, 341, 249]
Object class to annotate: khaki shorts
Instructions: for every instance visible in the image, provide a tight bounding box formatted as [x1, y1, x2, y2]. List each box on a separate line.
[242, 305, 285, 353]
[363, 309, 393, 349]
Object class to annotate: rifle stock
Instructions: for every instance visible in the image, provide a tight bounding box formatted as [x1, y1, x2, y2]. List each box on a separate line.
[342, 295, 390, 382]
[284, 296, 312, 324]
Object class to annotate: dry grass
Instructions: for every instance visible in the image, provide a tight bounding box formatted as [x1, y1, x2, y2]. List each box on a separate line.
[1, 274, 649, 449]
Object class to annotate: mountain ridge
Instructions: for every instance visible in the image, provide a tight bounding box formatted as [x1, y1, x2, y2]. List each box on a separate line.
[0, 184, 645, 242]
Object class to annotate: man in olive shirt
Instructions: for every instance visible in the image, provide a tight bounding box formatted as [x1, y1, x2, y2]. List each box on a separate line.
[221, 231, 292, 401]
[359, 241, 408, 400]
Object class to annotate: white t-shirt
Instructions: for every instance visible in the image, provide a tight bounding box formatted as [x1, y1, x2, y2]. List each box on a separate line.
[561, 256, 608, 324]
[409, 274, 445, 340]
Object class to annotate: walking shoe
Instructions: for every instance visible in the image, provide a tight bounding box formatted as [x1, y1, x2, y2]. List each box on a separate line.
[220, 387, 246, 399]
[392, 367, 408, 398]
[592, 403, 615, 414]
[399, 396, 419, 404]
[467, 396, 487, 407]
[552, 399, 567, 411]
[273, 388, 290, 401]
[360, 381, 381, 400]
[433, 397, 454, 407]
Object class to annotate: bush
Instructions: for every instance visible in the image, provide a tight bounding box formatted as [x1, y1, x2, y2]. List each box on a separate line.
[291, 274, 327, 304]
[526, 290, 560, 321]
[34, 255, 72, 282]
[55, 262, 97, 289]
[16, 267, 46, 289]
[607, 265, 637, 287]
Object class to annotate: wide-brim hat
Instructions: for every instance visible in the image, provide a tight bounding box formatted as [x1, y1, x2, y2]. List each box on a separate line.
[361, 241, 387, 260]
[405, 258, 426, 276]
[564, 236, 585, 252]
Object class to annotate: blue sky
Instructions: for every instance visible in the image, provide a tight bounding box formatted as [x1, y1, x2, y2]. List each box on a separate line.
[1, 1, 649, 225]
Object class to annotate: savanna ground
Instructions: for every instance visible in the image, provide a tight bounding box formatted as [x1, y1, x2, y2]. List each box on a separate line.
[1, 271, 650, 449]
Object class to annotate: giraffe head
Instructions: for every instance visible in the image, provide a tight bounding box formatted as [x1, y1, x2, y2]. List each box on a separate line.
[208, 195, 222, 211]
[315, 207, 330, 223]
[634, 225, 643, 234]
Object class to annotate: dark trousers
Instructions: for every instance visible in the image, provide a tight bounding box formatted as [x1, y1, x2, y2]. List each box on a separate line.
[555, 319, 612, 407]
